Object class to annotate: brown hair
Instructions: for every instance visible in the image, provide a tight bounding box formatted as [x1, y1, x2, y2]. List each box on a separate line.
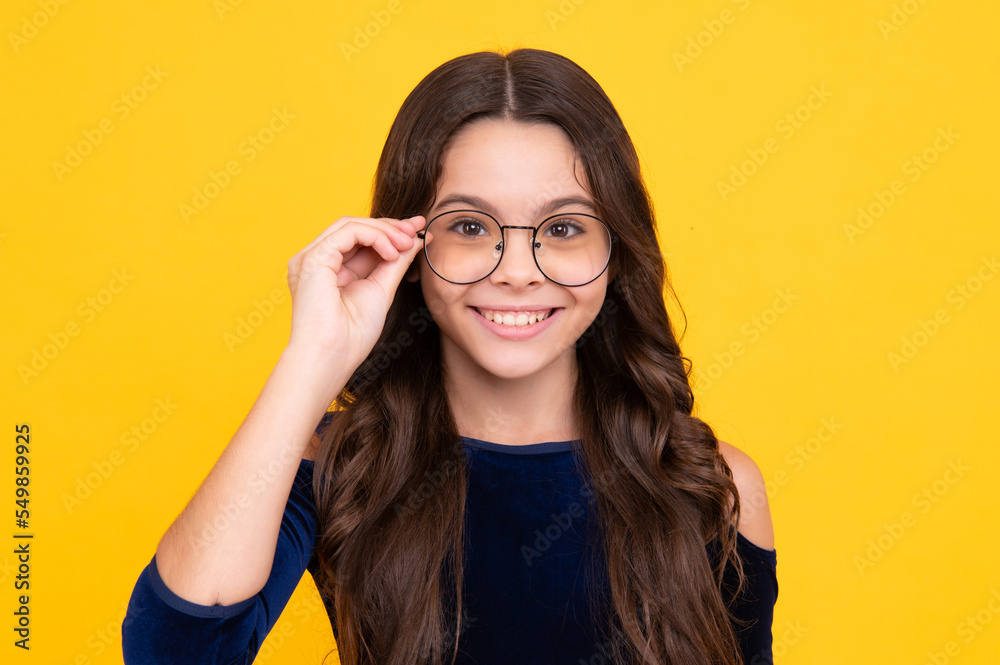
[310, 47, 749, 665]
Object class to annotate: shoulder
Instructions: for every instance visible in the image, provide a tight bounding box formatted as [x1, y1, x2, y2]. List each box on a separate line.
[717, 440, 776, 551]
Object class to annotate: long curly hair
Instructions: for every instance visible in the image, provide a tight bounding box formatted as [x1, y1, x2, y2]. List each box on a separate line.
[309, 47, 749, 665]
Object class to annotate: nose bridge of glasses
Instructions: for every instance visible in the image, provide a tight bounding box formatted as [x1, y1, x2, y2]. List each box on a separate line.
[497, 225, 541, 269]
[500, 224, 539, 247]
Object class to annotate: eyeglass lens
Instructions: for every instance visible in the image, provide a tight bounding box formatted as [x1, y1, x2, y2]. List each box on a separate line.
[421, 210, 612, 286]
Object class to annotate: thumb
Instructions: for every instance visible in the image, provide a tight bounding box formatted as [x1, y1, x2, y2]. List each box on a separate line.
[367, 231, 424, 297]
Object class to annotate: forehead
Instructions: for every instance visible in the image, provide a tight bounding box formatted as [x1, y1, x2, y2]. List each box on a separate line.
[430, 118, 595, 219]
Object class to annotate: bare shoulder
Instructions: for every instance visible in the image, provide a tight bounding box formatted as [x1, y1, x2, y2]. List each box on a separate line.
[718, 440, 776, 551]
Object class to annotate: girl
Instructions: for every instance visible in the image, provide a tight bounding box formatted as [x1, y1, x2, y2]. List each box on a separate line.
[123, 48, 777, 665]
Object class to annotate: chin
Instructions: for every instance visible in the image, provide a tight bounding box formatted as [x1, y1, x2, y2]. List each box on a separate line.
[479, 361, 547, 381]
[443, 339, 551, 380]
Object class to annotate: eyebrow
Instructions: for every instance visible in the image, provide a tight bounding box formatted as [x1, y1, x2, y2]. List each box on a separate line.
[429, 194, 598, 219]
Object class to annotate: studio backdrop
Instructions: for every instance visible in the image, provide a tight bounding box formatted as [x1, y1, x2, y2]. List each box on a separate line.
[2, 1, 998, 663]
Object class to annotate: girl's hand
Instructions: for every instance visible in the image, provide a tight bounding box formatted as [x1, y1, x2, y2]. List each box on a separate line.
[285, 214, 426, 370]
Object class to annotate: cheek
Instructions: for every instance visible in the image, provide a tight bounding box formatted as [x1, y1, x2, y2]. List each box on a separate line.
[579, 286, 611, 328]
[585, 282, 610, 310]
[418, 277, 468, 323]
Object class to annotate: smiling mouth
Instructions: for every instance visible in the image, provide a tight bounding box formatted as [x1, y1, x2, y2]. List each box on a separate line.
[473, 307, 558, 327]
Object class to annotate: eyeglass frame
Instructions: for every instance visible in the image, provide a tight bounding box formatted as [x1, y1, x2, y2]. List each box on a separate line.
[414, 208, 619, 287]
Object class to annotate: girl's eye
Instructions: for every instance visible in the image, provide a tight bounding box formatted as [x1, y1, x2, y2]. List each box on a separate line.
[543, 219, 584, 238]
[449, 219, 488, 236]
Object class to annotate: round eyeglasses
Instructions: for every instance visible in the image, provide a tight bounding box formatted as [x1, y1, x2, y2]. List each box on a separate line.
[415, 209, 617, 287]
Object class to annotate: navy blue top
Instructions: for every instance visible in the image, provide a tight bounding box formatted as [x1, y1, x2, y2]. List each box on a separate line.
[122, 416, 778, 664]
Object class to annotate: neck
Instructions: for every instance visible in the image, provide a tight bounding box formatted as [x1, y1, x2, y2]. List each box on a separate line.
[441, 345, 580, 446]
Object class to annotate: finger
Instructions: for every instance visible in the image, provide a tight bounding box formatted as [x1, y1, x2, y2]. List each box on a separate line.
[305, 222, 404, 280]
[335, 223, 426, 287]
[289, 217, 419, 286]
[288, 215, 424, 295]
[364, 231, 426, 299]
[295, 215, 422, 261]
[313, 218, 424, 280]
[332, 243, 391, 287]
[394, 215, 426, 234]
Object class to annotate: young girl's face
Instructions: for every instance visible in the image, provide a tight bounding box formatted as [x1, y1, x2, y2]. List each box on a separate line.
[405, 117, 611, 383]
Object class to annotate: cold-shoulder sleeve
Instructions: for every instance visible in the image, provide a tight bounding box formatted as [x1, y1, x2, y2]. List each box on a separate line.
[725, 531, 779, 665]
[121, 413, 337, 664]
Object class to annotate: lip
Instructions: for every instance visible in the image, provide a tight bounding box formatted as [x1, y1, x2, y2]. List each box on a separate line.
[469, 306, 562, 340]
[474, 305, 555, 311]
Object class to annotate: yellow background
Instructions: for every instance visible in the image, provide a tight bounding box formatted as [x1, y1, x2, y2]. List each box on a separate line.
[2, 0, 998, 663]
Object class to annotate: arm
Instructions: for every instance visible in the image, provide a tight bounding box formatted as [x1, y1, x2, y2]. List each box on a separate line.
[120, 341, 348, 665]
[121, 211, 421, 662]
[121, 412, 340, 665]
[153, 344, 349, 607]
[122, 456, 322, 664]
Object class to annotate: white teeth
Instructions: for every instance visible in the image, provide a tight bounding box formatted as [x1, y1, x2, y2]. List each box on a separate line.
[478, 308, 551, 327]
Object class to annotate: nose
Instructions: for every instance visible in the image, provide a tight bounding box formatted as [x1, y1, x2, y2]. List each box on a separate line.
[490, 226, 544, 285]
